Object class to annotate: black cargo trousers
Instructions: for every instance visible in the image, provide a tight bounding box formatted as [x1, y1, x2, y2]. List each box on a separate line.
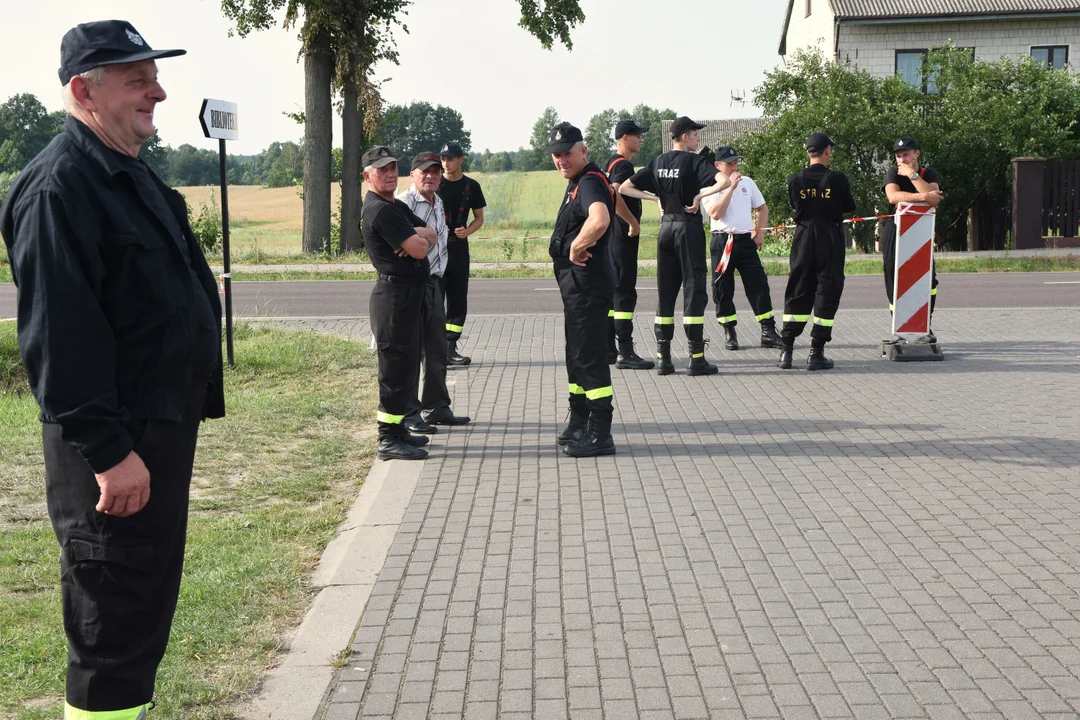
[710, 231, 775, 327]
[555, 258, 615, 418]
[44, 380, 207, 714]
[782, 219, 846, 346]
[654, 214, 710, 345]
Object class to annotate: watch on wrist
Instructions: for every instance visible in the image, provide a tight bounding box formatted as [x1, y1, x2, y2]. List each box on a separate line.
[909, 171, 920, 181]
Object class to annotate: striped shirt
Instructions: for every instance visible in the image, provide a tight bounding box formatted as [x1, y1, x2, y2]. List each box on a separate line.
[397, 185, 449, 277]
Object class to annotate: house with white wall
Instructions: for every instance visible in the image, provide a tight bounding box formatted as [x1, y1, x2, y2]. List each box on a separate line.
[779, 0, 1080, 88]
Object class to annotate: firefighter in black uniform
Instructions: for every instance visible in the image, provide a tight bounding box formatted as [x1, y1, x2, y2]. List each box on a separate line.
[604, 119, 654, 370]
[779, 133, 857, 370]
[361, 145, 439, 460]
[882, 137, 943, 340]
[438, 142, 486, 366]
[548, 122, 618, 457]
[618, 116, 730, 376]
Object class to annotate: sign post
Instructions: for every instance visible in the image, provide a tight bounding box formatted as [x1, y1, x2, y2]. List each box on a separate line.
[199, 99, 239, 366]
[881, 202, 944, 361]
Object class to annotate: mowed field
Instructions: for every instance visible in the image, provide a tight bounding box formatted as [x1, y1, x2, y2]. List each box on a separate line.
[177, 171, 665, 262]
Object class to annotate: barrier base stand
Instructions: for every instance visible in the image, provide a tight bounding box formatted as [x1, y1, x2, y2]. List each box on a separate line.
[880, 338, 944, 362]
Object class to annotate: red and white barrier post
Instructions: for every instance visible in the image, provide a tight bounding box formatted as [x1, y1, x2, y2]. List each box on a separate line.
[882, 202, 943, 361]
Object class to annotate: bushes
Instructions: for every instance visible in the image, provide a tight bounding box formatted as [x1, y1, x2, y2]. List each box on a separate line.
[187, 189, 223, 255]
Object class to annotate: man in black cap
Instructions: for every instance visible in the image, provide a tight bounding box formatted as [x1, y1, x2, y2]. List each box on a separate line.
[0, 21, 222, 720]
[618, 116, 730, 376]
[702, 146, 782, 350]
[548, 122, 618, 457]
[361, 145, 439, 460]
[398, 152, 471, 433]
[778, 132, 857, 370]
[604, 119, 654, 370]
[882, 137, 942, 339]
[437, 142, 486, 366]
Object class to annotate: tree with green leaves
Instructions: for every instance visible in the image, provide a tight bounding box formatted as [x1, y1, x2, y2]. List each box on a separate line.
[530, 106, 561, 170]
[374, 102, 471, 173]
[583, 108, 619, 166]
[0, 94, 65, 174]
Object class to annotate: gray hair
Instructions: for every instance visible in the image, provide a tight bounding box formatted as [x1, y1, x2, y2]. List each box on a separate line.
[61, 67, 109, 114]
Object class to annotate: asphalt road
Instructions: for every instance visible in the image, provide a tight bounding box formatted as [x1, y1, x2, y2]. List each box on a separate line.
[2, 273, 1079, 320]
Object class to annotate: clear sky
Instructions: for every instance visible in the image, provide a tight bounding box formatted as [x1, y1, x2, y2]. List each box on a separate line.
[0, 0, 788, 155]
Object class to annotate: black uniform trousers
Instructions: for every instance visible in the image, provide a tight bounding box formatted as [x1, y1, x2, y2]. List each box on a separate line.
[371, 275, 424, 440]
[609, 218, 640, 342]
[443, 240, 470, 341]
[881, 220, 938, 316]
[655, 215, 709, 345]
[710, 231, 775, 327]
[782, 220, 846, 346]
[406, 276, 452, 418]
[555, 259, 615, 418]
[44, 379, 207, 713]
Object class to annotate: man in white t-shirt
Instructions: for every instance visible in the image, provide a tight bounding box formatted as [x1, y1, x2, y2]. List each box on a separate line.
[702, 145, 782, 350]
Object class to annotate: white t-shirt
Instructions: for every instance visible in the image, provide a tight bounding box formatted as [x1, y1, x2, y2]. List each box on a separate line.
[701, 176, 765, 233]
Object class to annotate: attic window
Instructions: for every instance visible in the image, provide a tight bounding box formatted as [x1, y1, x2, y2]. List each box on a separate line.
[805, 0, 811, 17]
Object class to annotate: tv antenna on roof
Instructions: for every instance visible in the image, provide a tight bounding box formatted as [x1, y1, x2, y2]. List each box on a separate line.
[730, 89, 747, 108]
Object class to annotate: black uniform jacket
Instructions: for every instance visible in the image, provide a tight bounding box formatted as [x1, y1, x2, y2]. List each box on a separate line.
[1, 117, 225, 474]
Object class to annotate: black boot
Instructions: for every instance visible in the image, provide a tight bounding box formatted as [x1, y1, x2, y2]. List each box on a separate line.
[377, 436, 429, 461]
[563, 412, 616, 457]
[806, 348, 835, 371]
[723, 324, 739, 351]
[760, 321, 783, 349]
[616, 339, 655, 370]
[557, 402, 589, 446]
[687, 341, 719, 376]
[655, 340, 675, 376]
[447, 338, 472, 366]
[778, 345, 793, 369]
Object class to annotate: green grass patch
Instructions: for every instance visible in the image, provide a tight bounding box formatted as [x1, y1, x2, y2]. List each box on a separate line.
[0, 323, 379, 719]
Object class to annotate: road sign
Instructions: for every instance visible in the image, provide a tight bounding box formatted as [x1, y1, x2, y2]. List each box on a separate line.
[199, 99, 239, 141]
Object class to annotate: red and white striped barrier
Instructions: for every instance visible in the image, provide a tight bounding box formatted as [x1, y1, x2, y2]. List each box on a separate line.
[891, 203, 935, 339]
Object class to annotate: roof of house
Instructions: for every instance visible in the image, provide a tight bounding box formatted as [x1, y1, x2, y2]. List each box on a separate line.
[660, 118, 768, 154]
[780, 0, 1080, 55]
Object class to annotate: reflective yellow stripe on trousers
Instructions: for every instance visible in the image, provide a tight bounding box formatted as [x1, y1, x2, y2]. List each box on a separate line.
[65, 704, 147, 720]
[568, 383, 586, 395]
[683, 316, 704, 325]
[716, 314, 737, 324]
[783, 314, 810, 323]
[585, 386, 613, 400]
[377, 411, 404, 424]
[813, 317, 835, 327]
[654, 317, 675, 325]
[755, 311, 775, 322]
[614, 311, 634, 320]
[445, 323, 464, 333]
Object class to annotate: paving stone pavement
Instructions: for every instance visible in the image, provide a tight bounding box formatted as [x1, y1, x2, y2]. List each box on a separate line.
[271, 307, 1080, 720]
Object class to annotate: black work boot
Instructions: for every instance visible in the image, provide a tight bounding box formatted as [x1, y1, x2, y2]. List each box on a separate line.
[806, 348, 835, 371]
[723, 324, 739, 351]
[778, 345, 794, 369]
[616, 339, 655, 370]
[557, 401, 589, 446]
[687, 341, 719, 376]
[760, 321, 783, 349]
[377, 436, 429, 461]
[447, 338, 472, 366]
[655, 340, 675, 376]
[563, 412, 616, 458]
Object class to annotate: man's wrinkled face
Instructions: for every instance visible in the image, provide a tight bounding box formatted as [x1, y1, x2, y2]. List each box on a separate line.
[364, 162, 399, 194]
[88, 60, 165, 145]
[412, 164, 442, 195]
[441, 156, 463, 175]
[552, 143, 588, 179]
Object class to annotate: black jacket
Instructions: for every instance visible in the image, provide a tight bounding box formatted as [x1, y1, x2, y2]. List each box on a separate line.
[0, 117, 225, 473]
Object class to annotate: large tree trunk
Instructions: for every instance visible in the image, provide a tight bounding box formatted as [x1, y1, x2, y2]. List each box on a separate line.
[340, 14, 364, 254]
[302, 28, 333, 254]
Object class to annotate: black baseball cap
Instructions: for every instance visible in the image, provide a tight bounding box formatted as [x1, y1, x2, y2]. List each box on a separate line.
[547, 122, 584, 153]
[362, 145, 398, 170]
[715, 146, 741, 163]
[411, 152, 442, 171]
[58, 20, 186, 86]
[805, 132, 836, 154]
[669, 116, 705, 139]
[615, 119, 647, 139]
[894, 137, 919, 151]
[439, 142, 464, 158]
[698, 146, 715, 164]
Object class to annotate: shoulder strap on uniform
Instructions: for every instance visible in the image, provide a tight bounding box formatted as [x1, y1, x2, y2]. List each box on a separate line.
[918, 168, 926, 179]
[606, 157, 628, 175]
[818, 169, 832, 194]
[797, 170, 808, 191]
[571, 170, 615, 201]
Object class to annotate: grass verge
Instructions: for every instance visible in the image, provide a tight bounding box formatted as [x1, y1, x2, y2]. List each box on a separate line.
[0, 321, 379, 720]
